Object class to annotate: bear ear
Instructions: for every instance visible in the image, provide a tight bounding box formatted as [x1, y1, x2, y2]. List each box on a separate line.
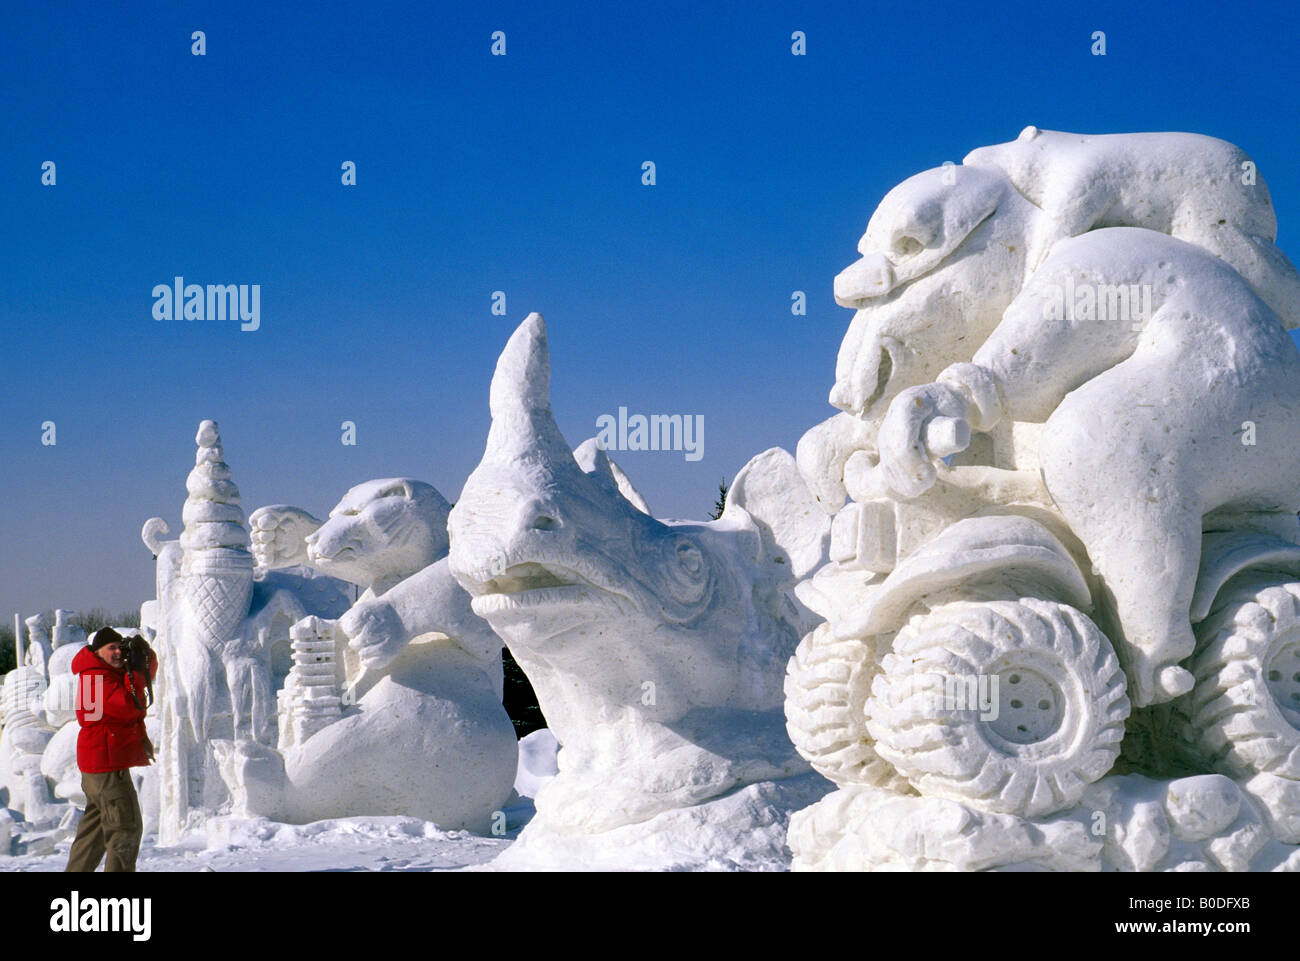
[373, 481, 413, 501]
[1018, 125, 1041, 142]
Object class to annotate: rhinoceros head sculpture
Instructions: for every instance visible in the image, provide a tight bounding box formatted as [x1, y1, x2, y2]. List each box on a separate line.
[449, 314, 828, 744]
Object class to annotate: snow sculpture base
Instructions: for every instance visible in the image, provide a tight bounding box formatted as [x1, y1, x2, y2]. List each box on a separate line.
[495, 770, 830, 871]
[490, 708, 827, 870]
[791, 774, 1300, 872]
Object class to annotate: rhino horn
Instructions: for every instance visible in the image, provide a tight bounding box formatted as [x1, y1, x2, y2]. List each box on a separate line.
[484, 313, 581, 470]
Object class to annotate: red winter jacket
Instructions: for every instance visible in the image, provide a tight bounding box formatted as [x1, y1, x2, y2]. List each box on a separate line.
[72, 644, 158, 773]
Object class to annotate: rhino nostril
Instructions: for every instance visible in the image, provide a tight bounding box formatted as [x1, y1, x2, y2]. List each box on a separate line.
[519, 498, 564, 532]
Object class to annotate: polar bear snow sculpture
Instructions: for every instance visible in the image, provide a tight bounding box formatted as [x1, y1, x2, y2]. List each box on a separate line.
[784, 129, 1300, 871]
[964, 126, 1300, 329]
[807, 129, 1300, 513]
[448, 313, 833, 869]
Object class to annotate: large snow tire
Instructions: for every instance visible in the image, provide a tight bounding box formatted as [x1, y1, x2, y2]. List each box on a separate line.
[866, 598, 1129, 818]
[784, 623, 913, 791]
[1178, 576, 1300, 779]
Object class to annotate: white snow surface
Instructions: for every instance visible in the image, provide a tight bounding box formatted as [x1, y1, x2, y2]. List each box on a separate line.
[0, 813, 521, 872]
[1, 732, 559, 872]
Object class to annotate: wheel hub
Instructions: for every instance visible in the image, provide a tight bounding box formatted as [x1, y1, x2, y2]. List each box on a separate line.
[1265, 639, 1300, 727]
[987, 665, 1065, 744]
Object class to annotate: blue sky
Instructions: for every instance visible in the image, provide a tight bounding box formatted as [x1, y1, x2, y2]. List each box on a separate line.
[3, 0, 1299, 619]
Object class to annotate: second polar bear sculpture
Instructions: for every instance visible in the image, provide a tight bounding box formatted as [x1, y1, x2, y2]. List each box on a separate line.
[217, 477, 518, 831]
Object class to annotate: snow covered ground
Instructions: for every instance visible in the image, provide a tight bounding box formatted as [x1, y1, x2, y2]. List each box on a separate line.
[0, 800, 533, 873]
[0, 731, 559, 872]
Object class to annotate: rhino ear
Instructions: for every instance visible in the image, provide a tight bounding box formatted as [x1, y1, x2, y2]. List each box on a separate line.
[573, 438, 652, 515]
[723, 448, 830, 580]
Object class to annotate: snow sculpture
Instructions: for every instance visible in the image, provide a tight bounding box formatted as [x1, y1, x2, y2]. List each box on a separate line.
[146, 421, 291, 842]
[784, 129, 1300, 870]
[142, 422, 516, 837]
[0, 641, 58, 823]
[180, 421, 263, 738]
[278, 616, 344, 747]
[248, 477, 503, 701]
[0, 611, 90, 835]
[448, 313, 833, 869]
[222, 476, 517, 833]
[803, 128, 1300, 511]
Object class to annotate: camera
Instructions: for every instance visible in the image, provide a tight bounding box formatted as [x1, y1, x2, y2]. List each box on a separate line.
[118, 634, 154, 709]
[119, 633, 152, 675]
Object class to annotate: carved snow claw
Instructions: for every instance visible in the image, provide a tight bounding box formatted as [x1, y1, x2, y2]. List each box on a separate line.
[338, 600, 406, 673]
[877, 383, 972, 499]
[249, 505, 323, 570]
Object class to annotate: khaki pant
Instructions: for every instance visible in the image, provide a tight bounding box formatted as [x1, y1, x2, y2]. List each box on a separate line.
[65, 769, 142, 872]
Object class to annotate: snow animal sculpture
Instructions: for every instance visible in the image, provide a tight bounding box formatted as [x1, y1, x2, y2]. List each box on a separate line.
[249, 478, 502, 696]
[875, 228, 1300, 707]
[784, 133, 1300, 870]
[964, 126, 1300, 329]
[448, 313, 834, 869]
[218, 476, 517, 831]
[806, 129, 1300, 511]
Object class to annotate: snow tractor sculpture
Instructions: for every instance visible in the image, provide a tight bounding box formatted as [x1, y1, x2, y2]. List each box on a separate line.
[785, 129, 1300, 843]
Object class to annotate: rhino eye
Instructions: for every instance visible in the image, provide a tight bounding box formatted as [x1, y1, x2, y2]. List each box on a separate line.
[675, 541, 703, 576]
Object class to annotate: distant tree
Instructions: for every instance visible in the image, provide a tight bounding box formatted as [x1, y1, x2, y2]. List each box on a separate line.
[0, 625, 14, 675]
[708, 479, 729, 520]
[0, 608, 141, 677]
[70, 608, 139, 634]
[501, 647, 547, 738]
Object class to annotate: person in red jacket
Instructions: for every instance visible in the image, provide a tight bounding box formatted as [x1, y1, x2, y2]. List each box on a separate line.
[64, 627, 158, 872]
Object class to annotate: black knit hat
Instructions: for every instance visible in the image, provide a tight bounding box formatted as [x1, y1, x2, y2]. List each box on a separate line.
[89, 627, 124, 651]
